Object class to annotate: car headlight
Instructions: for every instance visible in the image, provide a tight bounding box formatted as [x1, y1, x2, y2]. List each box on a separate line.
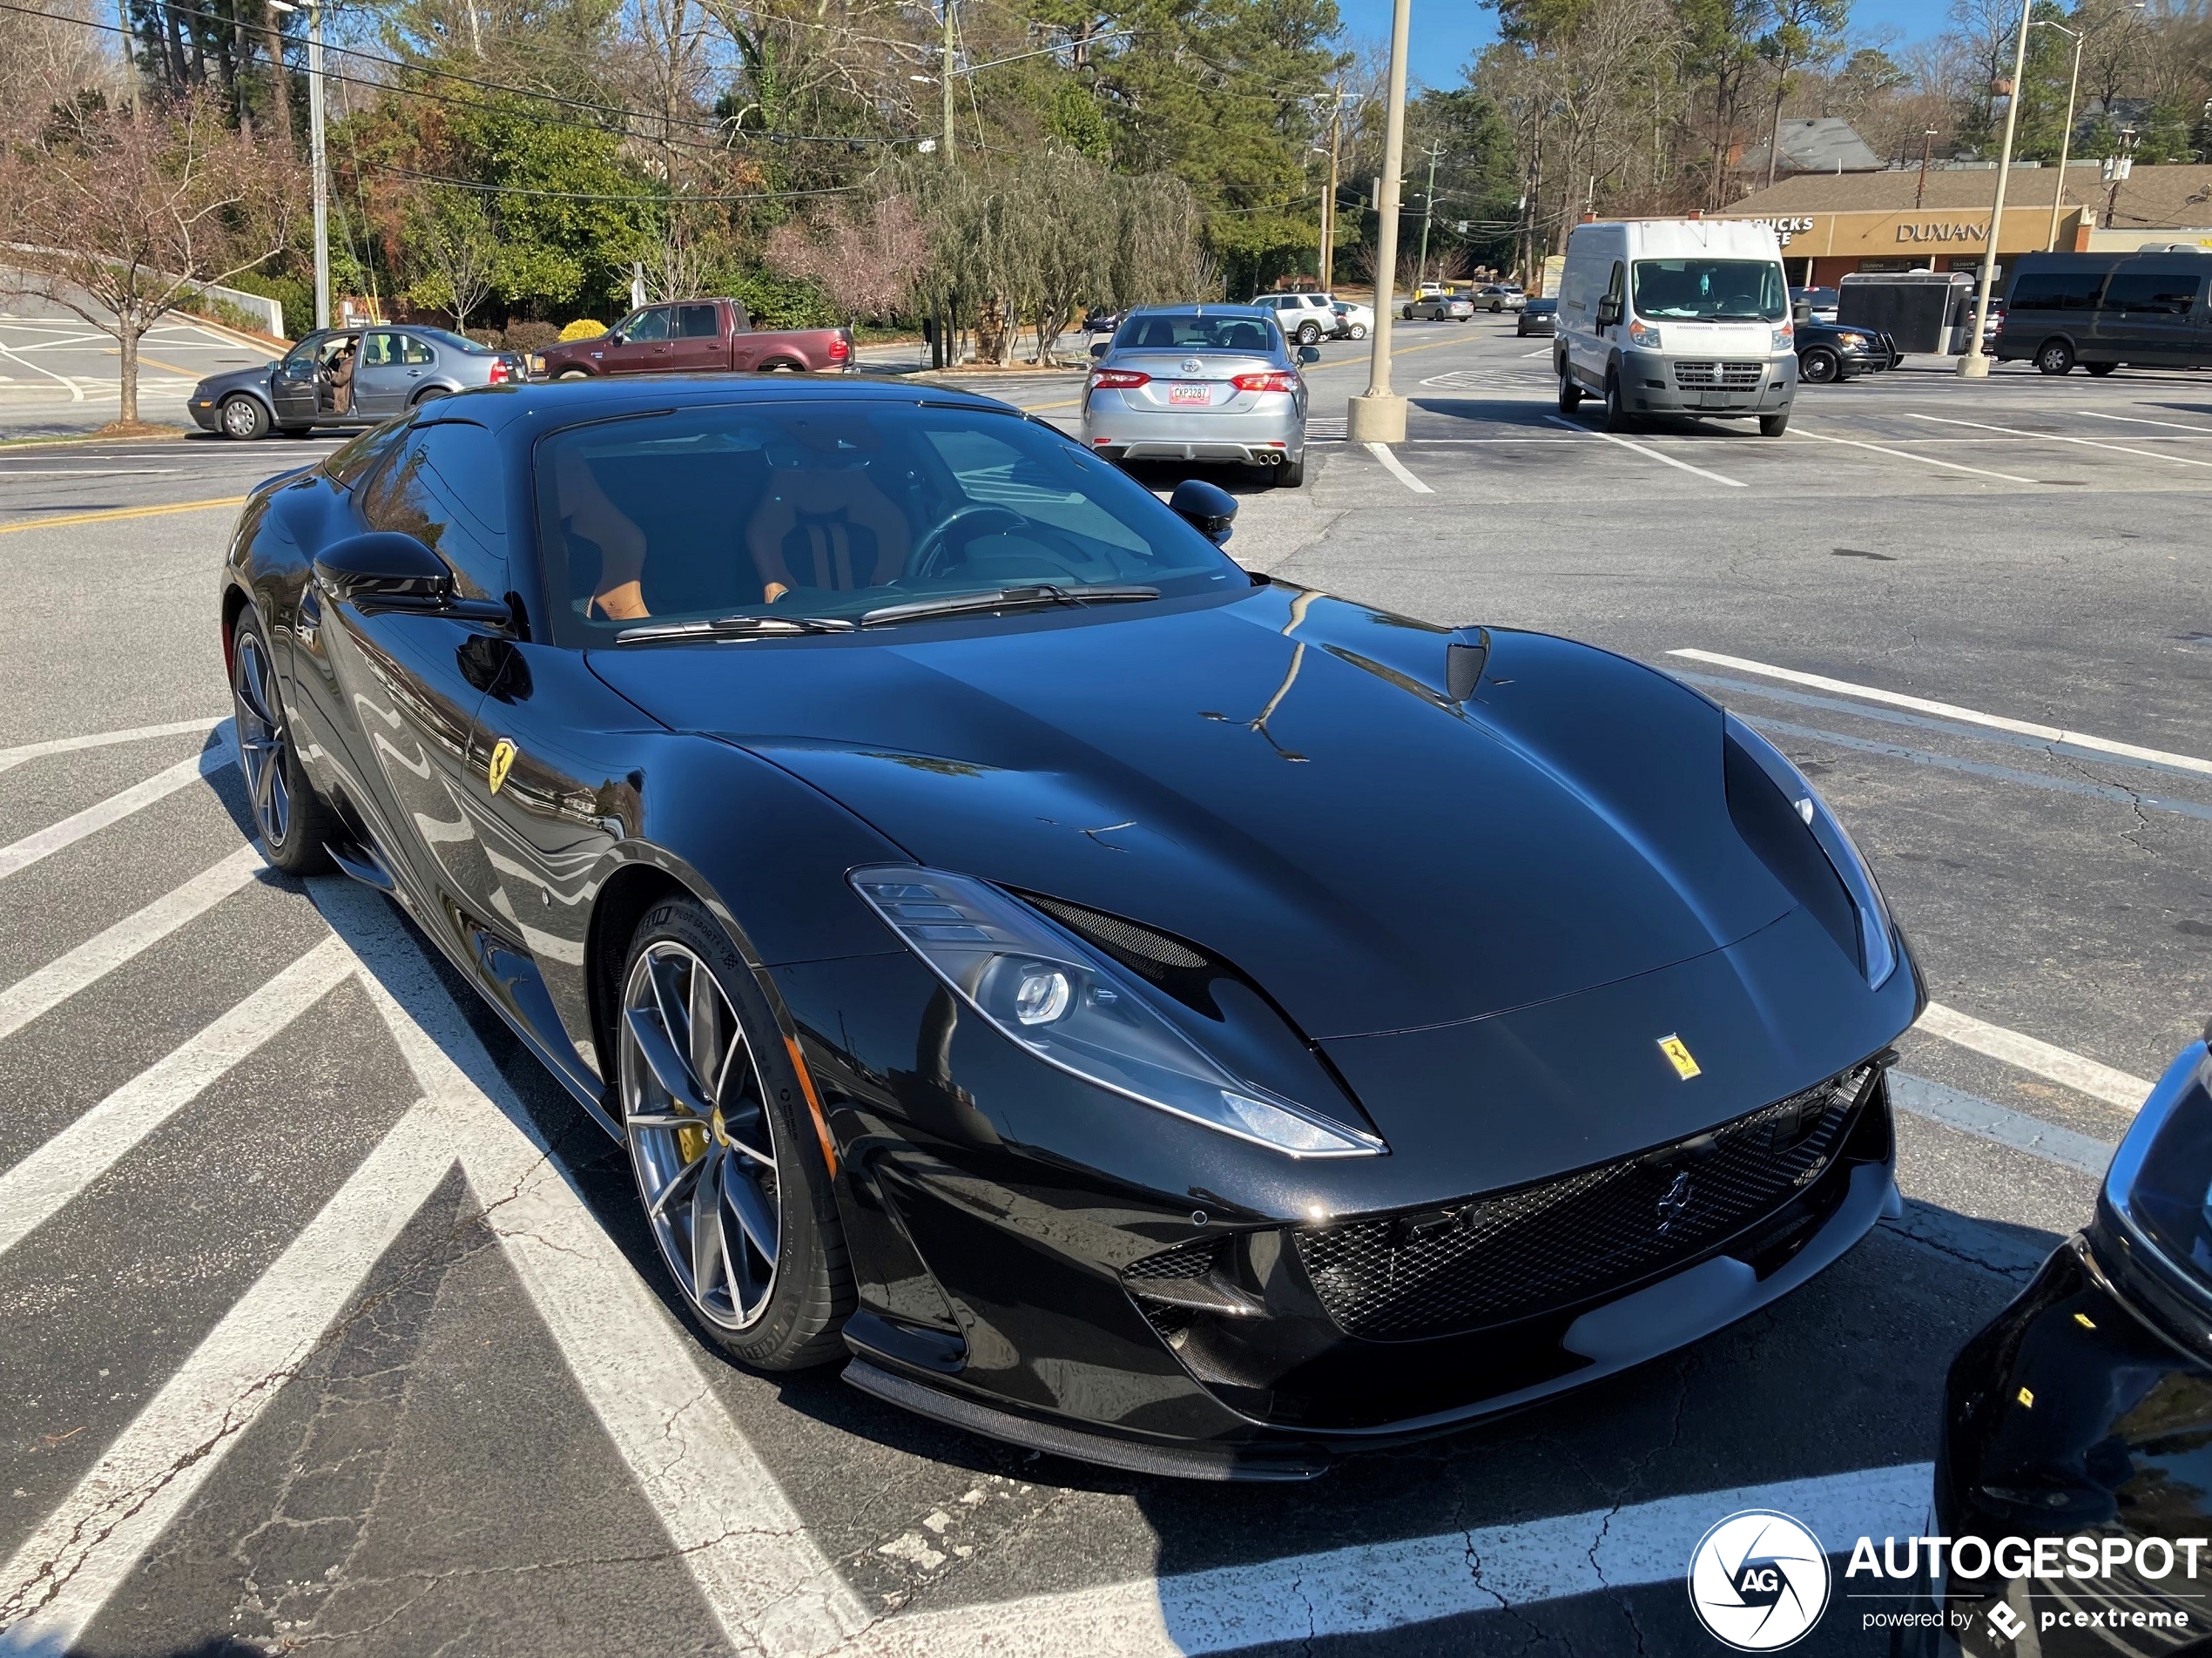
[1628, 320, 1662, 349]
[851, 867, 1386, 1158]
[2101, 1039, 2212, 1281]
[1723, 713, 1898, 988]
[1837, 332, 1868, 347]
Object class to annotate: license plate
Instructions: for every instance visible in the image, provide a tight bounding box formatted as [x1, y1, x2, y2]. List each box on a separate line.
[1168, 382, 1211, 406]
[1697, 390, 1731, 408]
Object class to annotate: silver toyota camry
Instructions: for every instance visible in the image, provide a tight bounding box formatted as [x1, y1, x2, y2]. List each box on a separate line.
[1081, 305, 1317, 487]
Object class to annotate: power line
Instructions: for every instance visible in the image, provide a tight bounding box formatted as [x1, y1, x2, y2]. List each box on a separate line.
[367, 160, 867, 203]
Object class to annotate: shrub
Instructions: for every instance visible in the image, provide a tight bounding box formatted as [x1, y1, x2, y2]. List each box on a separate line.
[559, 318, 608, 340]
[226, 268, 314, 339]
[502, 320, 561, 352]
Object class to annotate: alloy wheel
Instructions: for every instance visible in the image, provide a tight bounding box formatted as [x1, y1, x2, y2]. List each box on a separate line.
[232, 630, 291, 846]
[620, 941, 781, 1330]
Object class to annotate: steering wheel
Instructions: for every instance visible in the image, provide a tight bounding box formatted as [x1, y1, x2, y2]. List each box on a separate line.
[905, 504, 1030, 582]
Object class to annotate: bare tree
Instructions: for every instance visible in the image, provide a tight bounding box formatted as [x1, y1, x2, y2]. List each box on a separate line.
[1, 94, 300, 427]
[765, 192, 929, 320]
[401, 182, 497, 330]
[0, 0, 125, 111]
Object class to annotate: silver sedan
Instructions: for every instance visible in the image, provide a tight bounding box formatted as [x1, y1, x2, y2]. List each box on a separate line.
[1080, 307, 1316, 487]
[187, 325, 525, 440]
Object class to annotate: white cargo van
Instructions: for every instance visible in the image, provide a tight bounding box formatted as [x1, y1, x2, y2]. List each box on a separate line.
[1555, 219, 1797, 435]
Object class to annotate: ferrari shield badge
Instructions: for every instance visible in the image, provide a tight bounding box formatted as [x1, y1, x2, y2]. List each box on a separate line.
[1657, 1035, 1701, 1080]
[487, 738, 517, 795]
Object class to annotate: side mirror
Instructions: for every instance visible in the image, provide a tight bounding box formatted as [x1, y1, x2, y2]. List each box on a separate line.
[1169, 478, 1238, 546]
[1595, 296, 1622, 327]
[1297, 344, 1321, 365]
[608, 328, 627, 346]
[1090, 340, 1109, 360]
[314, 531, 506, 622]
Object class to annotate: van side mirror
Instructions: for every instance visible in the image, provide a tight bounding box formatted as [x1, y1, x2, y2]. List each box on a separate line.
[1297, 344, 1321, 365]
[1169, 478, 1238, 545]
[1595, 296, 1622, 327]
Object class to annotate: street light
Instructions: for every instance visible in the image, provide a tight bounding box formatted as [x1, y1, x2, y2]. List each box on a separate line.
[2033, 20, 2086, 254]
[268, 0, 327, 330]
[1346, 0, 1412, 444]
[1958, 0, 2033, 378]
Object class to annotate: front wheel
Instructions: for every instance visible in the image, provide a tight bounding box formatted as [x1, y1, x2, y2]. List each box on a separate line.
[1800, 347, 1840, 385]
[1760, 408, 1791, 437]
[229, 610, 337, 873]
[219, 394, 270, 441]
[1349, 323, 1367, 340]
[2036, 339, 2075, 375]
[1558, 367, 1583, 414]
[1603, 372, 1633, 433]
[617, 900, 853, 1369]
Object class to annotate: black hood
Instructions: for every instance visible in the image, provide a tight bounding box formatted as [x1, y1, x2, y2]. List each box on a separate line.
[587, 587, 1800, 1041]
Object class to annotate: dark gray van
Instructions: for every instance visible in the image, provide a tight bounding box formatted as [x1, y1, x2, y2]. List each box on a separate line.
[1995, 250, 2212, 374]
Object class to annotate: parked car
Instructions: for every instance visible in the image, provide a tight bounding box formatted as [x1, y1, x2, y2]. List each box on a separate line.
[1996, 250, 2212, 374]
[1555, 218, 1797, 436]
[1474, 284, 1527, 313]
[189, 326, 525, 441]
[1915, 1032, 2209, 1654]
[1331, 300, 1372, 340]
[1083, 305, 1316, 485]
[1794, 317, 1897, 383]
[1081, 307, 1123, 336]
[532, 299, 852, 378]
[218, 373, 1918, 1479]
[1790, 285, 1840, 323]
[1252, 291, 1339, 345]
[1405, 293, 1474, 321]
[1516, 297, 1559, 337]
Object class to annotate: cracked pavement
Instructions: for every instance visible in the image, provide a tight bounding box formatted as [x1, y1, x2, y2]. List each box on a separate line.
[2, 328, 2208, 1655]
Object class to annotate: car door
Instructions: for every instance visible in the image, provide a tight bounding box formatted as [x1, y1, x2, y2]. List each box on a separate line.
[599, 306, 676, 374]
[304, 419, 513, 931]
[2099, 265, 2203, 365]
[351, 330, 413, 415]
[268, 333, 329, 425]
[665, 302, 726, 371]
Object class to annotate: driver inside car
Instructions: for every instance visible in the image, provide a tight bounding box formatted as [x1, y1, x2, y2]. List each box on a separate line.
[746, 423, 913, 605]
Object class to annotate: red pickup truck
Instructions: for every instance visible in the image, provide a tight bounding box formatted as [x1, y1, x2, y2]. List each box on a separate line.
[531, 299, 853, 378]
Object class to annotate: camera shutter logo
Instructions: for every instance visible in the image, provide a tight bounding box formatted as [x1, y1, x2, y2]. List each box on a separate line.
[1687, 1510, 1831, 1651]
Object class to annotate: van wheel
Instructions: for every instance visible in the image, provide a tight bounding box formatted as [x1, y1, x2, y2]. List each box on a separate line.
[1603, 371, 1634, 433]
[1557, 367, 1582, 414]
[1760, 409, 1791, 437]
[1799, 347, 1840, 385]
[2086, 361, 2117, 377]
[2036, 339, 2075, 375]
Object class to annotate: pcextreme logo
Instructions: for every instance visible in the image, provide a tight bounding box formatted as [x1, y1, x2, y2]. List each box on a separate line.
[1687, 1510, 1831, 1650]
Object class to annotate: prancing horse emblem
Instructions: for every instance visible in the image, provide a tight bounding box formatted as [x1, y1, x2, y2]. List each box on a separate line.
[488, 738, 516, 794]
[1656, 1171, 1694, 1234]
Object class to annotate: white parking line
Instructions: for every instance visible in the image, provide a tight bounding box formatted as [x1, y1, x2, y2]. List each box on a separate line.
[1789, 424, 2041, 486]
[1543, 415, 1748, 487]
[1906, 411, 2212, 469]
[1664, 650, 2212, 778]
[0, 939, 352, 1259]
[1365, 441, 1435, 494]
[859, 1461, 1932, 1656]
[2077, 410, 2212, 435]
[0, 845, 265, 1046]
[319, 880, 870, 1657]
[0, 717, 224, 776]
[0, 735, 233, 882]
[1918, 1002, 2152, 1113]
[0, 468, 183, 477]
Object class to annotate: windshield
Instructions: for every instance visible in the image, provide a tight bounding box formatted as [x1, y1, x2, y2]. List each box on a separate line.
[1632, 259, 1787, 322]
[1112, 313, 1282, 354]
[534, 402, 1246, 646]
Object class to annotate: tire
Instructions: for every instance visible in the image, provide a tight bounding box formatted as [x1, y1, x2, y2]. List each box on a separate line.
[409, 384, 451, 407]
[1276, 455, 1305, 488]
[1402, 307, 1414, 320]
[1603, 370, 1634, 433]
[228, 610, 337, 874]
[759, 360, 803, 374]
[1349, 323, 1367, 340]
[1800, 347, 1840, 385]
[1760, 408, 1791, 437]
[616, 898, 853, 1370]
[219, 394, 270, 441]
[1558, 366, 1582, 414]
[1296, 321, 1322, 345]
[2036, 339, 2075, 375]
[2087, 361, 2118, 377]
[555, 367, 591, 380]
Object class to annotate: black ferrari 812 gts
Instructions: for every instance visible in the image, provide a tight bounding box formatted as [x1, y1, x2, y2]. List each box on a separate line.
[219, 374, 1921, 1479]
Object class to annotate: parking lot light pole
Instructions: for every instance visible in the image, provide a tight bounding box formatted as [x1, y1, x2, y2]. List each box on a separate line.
[2037, 20, 2086, 253]
[1959, 0, 2033, 378]
[1347, 0, 1413, 444]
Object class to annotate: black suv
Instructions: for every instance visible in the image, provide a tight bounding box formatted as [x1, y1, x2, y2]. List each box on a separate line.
[1795, 317, 1897, 383]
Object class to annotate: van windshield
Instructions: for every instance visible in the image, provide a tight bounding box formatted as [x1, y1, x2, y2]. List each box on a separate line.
[1632, 259, 1786, 322]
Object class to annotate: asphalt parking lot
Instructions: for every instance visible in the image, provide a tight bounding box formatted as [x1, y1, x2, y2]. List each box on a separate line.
[0, 320, 2206, 1656]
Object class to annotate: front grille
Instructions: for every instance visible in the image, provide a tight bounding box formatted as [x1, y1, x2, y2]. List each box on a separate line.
[1672, 361, 1764, 388]
[1294, 1067, 1876, 1341]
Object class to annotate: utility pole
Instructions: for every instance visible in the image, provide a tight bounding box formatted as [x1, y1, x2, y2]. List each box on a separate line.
[1915, 127, 1936, 209]
[1319, 82, 1347, 290]
[273, 0, 327, 327]
[941, 0, 956, 162]
[1415, 141, 1442, 289]
[113, 0, 138, 113]
[1958, 0, 2033, 378]
[1346, 0, 1412, 444]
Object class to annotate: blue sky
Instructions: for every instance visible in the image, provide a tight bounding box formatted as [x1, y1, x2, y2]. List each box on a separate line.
[1333, 0, 1940, 94]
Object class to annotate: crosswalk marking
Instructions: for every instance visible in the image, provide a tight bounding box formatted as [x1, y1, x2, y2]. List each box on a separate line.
[0, 938, 353, 1260]
[0, 733, 233, 882]
[0, 845, 265, 1047]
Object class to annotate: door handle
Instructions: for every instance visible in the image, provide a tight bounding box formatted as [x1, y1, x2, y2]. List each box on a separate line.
[407, 369, 421, 377]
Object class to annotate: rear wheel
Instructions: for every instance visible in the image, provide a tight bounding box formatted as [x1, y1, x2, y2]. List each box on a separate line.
[1557, 365, 1582, 414]
[1295, 320, 1322, 345]
[219, 394, 270, 441]
[1799, 347, 1840, 385]
[2086, 361, 2118, 377]
[2036, 338, 2075, 375]
[229, 610, 337, 873]
[1276, 454, 1305, 488]
[409, 384, 450, 407]
[617, 900, 853, 1369]
[1760, 408, 1791, 437]
[279, 425, 314, 438]
[1348, 323, 1367, 340]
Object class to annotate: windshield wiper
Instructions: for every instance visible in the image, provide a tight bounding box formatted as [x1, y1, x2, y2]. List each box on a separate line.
[614, 614, 857, 644]
[859, 583, 1160, 628]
